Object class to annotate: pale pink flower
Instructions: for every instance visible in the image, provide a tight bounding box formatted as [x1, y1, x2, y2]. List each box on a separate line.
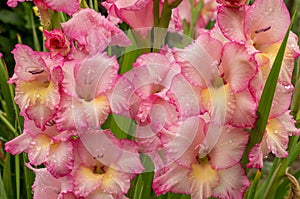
[8, 44, 63, 130]
[248, 111, 300, 168]
[173, 33, 257, 127]
[102, 0, 154, 35]
[110, 52, 183, 152]
[56, 52, 118, 131]
[153, 116, 250, 198]
[5, 119, 74, 178]
[26, 165, 74, 199]
[216, 0, 246, 7]
[61, 8, 131, 55]
[44, 28, 70, 57]
[72, 129, 143, 198]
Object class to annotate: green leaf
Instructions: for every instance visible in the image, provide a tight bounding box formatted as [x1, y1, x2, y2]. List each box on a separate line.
[0, 10, 25, 26]
[0, 169, 8, 199]
[241, 11, 296, 167]
[23, 154, 34, 199]
[3, 154, 13, 199]
[245, 170, 261, 199]
[0, 59, 15, 127]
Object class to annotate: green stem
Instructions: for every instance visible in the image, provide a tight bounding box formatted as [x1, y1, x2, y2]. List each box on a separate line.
[94, 0, 98, 12]
[15, 155, 20, 199]
[30, 9, 41, 51]
[0, 112, 18, 137]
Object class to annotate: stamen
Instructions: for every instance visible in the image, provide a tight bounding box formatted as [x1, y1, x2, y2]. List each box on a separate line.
[28, 69, 44, 75]
[255, 26, 271, 34]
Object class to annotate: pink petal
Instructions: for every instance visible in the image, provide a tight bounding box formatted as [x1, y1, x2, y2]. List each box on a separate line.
[277, 111, 300, 136]
[7, 0, 25, 7]
[269, 83, 293, 118]
[201, 84, 236, 126]
[10, 44, 48, 82]
[266, 117, 289, 158]
[221, 42, 257, 93]
[244, 0, 290, 45]
[168, 74, 201, 118]
[212, 164, 250, 199]
[153, 163, 191, 196]
[44, 0, 79, 15]
[80, 129, 144, 173]
[45, 141, 74, 178]
[230, 89, 257, 127]
[189, 163, 219, 199]
[209, 125, 249, 169]
[247, 136, 269, 169]
[217, 6, 246, 43]
[28, 134, 51, 165]
[74, 53, 119, 100]
[31, 168, 62, 199]
[5, 133, 32, 155]
[174, 33, 223, 88]
[86, 189, 115, 199]
[100, 167, 131, 194]
[61, 60, 80, 97]
[74, 165, 103, 197]
[61, 9, 130, 47]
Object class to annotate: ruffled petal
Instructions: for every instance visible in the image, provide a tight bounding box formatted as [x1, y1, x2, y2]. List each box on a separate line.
[266, 117, 289, 158]
[168, 74, 201, 118]
[221, 42, 257, 93]
[80, 129, 144, 173]
[217, 6, 246, 43]
[101, 167, 131, 194]
[189, 163, 219, 199]
[174, 33, 223, 88]
[45, 141, 74, 178]
[61, 9, 130, 47]
[212, 164, 250, 199]
[74, 53, 119, 100]
[10, 44, 48, 82]
[230, 89, 257, 127]
[209, 125, 249, 169]
[28, 134, 51, 165]
[74, 165, 103, 197]
[153, 163, 191, 195]
[7, 0, 25, 7]
[4, 133, 32, 155]
[277, 111, 300, 136]
[31, 168, 62, 199]
[86, 189, 115, 199]
[43, 0, 79, 15]
[244, 0, 290, 45]
[201, 84, 236, 125]
[247, 136, 269, 169]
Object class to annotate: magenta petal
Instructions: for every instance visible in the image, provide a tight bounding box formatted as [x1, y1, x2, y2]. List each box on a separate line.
[45, 141, 74, 178]
[153, 164, 191, 196]
[74, 53, 119, 100]
[221, 42, 257, 93]
[217, 6, 246, 43]
[5, 133, 32, 155]
[245, 0, 290, 45]
[212, 164, 250, 199]
[209, 126, 249, 169]
[7, 0, 25, 7]
[44, 0, 79, 15]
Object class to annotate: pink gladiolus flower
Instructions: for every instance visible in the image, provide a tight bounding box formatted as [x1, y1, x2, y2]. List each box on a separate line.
[44, 28, 70, 57]
[110, 52, 184, 153]
[73, 129, 144, 198]
[248, 111, 300, 168]
[56, 52, 118, 131]
[153, 116, 250, 198]
[174, 33, 257, 127]
[61, 8, 131, 55]
[5, 120, 74, 178]
[102, 0, 154, 36]
[7, 0, 79, 15]
[27, 165, 74, 199]
[8, 44, 63, 130]
[216, 0, 246, 7]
